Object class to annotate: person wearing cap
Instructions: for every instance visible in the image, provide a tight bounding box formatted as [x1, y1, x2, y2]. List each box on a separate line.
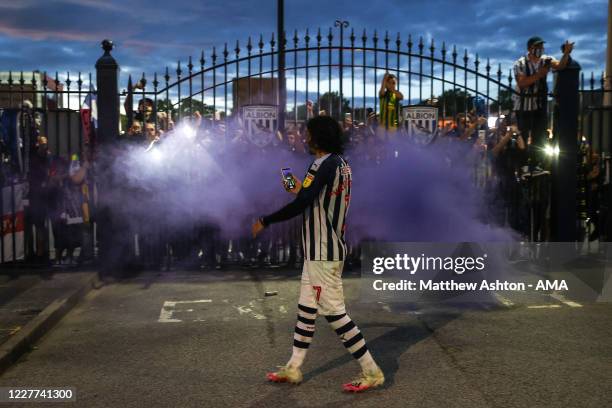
[513, 36, 574, 170]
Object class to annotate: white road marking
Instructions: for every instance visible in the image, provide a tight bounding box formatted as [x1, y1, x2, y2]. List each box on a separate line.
[549, 293, 582, 308]
[235, 305, 266, 320]
[158, 299, 212, 323]
[494, 293, 514, 307]
[169, 300, 212, 305]
[159, 302, 182, 323]
[527, 305, 562, 309]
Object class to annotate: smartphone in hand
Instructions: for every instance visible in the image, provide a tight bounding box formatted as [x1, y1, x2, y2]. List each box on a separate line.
[281, 167, 296, 190]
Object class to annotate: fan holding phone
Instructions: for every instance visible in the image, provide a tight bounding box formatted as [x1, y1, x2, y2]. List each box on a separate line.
[281, 167, 301, 194]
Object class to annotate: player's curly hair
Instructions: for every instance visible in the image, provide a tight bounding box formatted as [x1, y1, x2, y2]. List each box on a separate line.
[306, 115, 344, 154]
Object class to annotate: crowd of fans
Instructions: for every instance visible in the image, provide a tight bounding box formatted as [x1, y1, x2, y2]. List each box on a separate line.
[4, 61, 603, 272]
[24, 133, 93, 266]
[3, 91, 600, 273]
[100, 87, 558, 275]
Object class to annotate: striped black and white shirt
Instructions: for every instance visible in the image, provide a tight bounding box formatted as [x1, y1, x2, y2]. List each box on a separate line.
[262, 153, 352, 261]
[512, 54, 555, 111]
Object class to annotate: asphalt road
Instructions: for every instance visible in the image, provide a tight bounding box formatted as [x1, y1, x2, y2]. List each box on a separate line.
[0, 268, 611, 408]
[0, 274, 43, 346]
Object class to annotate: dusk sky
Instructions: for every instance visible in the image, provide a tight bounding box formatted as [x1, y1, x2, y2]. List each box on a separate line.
[0, 0, 608, 105]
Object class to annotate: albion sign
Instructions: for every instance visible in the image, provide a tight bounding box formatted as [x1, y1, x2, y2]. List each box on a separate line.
[401, 105, 439, 145]
[241, 105, 278, 147]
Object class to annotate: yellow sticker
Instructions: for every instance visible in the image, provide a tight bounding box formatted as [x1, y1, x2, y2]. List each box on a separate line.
[303, 174, 314, 188]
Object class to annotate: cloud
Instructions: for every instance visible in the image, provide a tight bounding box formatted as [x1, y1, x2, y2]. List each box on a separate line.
[0, 24, 103, 41]
[0, 0, 606, 87]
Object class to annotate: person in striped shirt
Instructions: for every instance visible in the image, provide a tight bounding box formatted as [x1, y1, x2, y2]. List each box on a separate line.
[513, 36, 574, 170]
[377, 73, 404, 140]
[252, 116, 384, 393]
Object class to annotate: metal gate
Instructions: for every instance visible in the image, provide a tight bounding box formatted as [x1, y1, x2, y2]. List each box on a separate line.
[1, 24, 610, 268]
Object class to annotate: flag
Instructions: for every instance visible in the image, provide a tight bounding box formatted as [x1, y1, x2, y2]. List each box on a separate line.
[80, 85, 97, 145]
[1, 183, 26, 262]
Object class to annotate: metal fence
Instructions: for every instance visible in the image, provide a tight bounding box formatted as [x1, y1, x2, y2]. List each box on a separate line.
[125, 27, 521, 127]
[1, 25, 610, 269]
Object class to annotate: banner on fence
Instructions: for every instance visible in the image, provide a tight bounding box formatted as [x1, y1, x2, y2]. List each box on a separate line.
[401, 105, 439, 145]
[1, 183, 26, 262]
[242, 105, 278, 148]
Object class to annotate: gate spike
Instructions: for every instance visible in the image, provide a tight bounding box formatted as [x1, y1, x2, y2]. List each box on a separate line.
[441, 41, 447, 59]
[372, 30, 378, 46]
[486, 58, 491, 73]
[153, 72, 159, 89]
[164, 66, 170, 83]
[589, 72, 594, 89]
[361, 29, 367, 45]
[258, 34, 264, 51]
[407, 34, 413, 51]
[327, 27, 333, 44]
[7, 71, 13, 86]
[65, 71, 71, 89]
[200, 50, 205, 68]
[42, 71, 48, 89]
[317, 28, 322, 45]
[293, 29, 299, 47]
[223, 43, 228, 60]
[246, 37, 252, 54]
[430, 38, 435, 56]
[212, 47, 217, 63]
[304, 28, 310, 45]
[140, 72, 147, 88]
[176, 61, 182, 77]
[31, 71, 37, 88]
[418, 36, 424, 54]
[452, 45, 457, 62]
[508, 69, 513, 86]
[396, 32, 401, 48]
[350, 28, 355, 45]
[384, 31, 389, 47]
[463, 49, 469, 66]
[497, 63, 502, 80]
[19, 71, 24, 86]
[270, 33, 275, 49]
[188, 56, 193, 73]
[474, 54, 480, 70]
[235, 40, 240, 56]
